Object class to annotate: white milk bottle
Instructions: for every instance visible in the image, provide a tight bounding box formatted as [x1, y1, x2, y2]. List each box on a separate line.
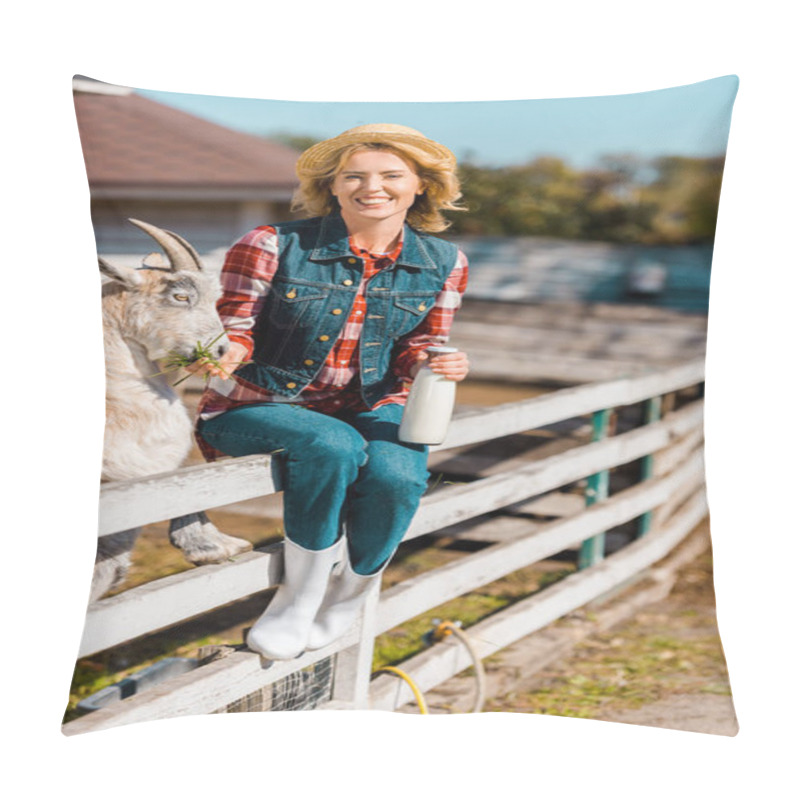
[398, 346, 458, 445]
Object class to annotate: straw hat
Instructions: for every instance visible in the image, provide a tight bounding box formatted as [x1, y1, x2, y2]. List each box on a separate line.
[296, 123, 457, 174]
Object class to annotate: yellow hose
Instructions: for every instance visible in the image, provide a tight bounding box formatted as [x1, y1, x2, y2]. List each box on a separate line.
[431, 621, 487, 713]
[372, 621, 486, 715]
[373, 665, 429, 714]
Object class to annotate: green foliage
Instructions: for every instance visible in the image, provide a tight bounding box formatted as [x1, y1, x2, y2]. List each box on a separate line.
[151, 332, 251, 386]
[447, 154, 726, 244]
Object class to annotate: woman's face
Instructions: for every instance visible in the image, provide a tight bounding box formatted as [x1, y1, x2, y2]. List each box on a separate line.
[331, 148, 424, 227]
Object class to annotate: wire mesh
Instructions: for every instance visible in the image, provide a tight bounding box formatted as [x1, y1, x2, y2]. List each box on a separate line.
[214, 655, 335, 714]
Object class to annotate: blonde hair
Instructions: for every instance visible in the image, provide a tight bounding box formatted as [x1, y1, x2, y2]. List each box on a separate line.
[292, 142, 465, 233]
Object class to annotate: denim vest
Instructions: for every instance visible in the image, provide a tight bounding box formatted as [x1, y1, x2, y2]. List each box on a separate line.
[235, 213, 460, 407]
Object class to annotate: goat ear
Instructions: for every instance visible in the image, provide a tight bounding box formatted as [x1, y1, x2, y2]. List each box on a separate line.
[141, 251, 167, 269]
[99, 257, 143, 288]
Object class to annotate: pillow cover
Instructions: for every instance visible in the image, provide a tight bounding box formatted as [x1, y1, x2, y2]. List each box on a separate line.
[64, 74, 738, 736]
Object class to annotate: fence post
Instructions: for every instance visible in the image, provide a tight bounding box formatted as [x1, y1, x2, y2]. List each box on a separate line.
[637, 395, 663, 537]
[329, 582, 381, 709]
[578, 408, 612, 569]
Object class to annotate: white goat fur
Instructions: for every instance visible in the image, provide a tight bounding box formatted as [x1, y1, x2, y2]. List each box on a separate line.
[101, 272, 216, 480]
[93, 226, 252, 601]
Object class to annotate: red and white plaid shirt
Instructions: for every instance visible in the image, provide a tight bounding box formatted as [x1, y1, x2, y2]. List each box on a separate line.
[195, 225, 468, 461]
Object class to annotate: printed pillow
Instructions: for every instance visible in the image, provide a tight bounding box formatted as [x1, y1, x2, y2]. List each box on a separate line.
[64, 74, 738, 735]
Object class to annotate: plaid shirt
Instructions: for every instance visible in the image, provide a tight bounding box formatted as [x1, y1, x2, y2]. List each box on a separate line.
[195, 225, 468, 461]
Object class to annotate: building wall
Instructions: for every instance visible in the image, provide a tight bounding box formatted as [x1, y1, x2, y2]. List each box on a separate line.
[92, 199, 295, 255]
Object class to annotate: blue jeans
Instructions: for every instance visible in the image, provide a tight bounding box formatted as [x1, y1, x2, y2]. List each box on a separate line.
[197, 402, 429, 575]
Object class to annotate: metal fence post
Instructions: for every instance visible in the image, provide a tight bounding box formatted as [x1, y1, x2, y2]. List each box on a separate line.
[637, 395, 662, 537]
[578, 408, 612, 569]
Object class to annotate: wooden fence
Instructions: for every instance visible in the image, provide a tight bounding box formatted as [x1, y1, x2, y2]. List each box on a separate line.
[63, 358, 707, 734]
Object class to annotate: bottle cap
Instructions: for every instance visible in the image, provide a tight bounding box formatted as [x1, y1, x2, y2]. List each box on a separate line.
[426, 346, 458, 355]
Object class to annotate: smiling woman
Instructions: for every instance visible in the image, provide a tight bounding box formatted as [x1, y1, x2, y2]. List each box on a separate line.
[331, 150, 426, 245]
[190, 123, 471, 661]
[292, 124, 466, 235]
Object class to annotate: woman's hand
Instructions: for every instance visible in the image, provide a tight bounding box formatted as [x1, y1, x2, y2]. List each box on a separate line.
[410, 349, 470, 382]
[185, 340, 250, 380]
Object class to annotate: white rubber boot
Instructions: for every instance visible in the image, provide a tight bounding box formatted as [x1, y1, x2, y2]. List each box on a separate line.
[246, 538, 342, 660]
[306, 556, 383, 651]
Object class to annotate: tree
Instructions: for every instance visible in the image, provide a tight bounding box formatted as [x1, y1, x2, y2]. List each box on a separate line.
[447, 154, 725, 244]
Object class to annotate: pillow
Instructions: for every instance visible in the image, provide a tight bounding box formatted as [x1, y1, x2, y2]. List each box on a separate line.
[64, 74, 738, 735]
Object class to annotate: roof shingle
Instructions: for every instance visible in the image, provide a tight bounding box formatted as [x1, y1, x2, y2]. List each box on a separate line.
[73, 90, 300, 191]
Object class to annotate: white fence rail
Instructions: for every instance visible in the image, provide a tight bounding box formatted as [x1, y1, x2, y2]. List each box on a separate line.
[65, 358, 707, 735]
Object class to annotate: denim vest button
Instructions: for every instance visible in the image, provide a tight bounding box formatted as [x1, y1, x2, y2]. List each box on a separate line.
[347, 258, 357, 264]
[304, 359, 314, 366]
[418, 303, 427, 311]
[286, 382, 297, 389]
[286, 290, 297, 298]
[332, 308, 343, 315]
[343, 279, 354, 286]
[319, 335, 330, 341]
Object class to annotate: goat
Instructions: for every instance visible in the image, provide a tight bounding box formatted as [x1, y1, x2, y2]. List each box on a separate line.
[93, 218, 252, 601]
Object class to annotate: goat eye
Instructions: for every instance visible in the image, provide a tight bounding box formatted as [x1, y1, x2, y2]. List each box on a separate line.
[173, 293, 190, 302]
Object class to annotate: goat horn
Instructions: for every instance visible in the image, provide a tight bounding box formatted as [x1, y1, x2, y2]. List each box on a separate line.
[127, 218, 203, 272]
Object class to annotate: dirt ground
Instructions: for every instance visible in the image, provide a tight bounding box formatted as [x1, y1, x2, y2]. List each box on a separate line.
[418, 523, 738, 736]
[582, 547, 737, 735]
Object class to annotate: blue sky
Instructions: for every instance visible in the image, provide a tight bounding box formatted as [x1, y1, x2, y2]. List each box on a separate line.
[139, 75, 738, 169]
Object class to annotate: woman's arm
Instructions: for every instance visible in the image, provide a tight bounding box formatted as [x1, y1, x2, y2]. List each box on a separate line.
[392, 249, 470, 383]
[188, 226, 279, 379]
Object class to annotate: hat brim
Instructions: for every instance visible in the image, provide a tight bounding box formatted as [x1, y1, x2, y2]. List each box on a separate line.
[296, 130, 456, 175]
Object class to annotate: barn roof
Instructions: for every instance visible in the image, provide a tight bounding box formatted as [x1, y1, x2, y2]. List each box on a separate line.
[73, 78, 300, 200]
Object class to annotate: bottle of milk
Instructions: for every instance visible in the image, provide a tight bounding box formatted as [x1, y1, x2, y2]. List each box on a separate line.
[398, 346, 458, 445]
